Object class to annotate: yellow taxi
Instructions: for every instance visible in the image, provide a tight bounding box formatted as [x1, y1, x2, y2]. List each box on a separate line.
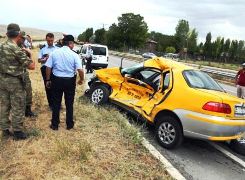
[85, 57, 245, 149]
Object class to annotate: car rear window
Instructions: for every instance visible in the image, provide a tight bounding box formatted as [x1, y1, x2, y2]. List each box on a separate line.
[91, 46, 106, 56]
[183, 70, 225, 92]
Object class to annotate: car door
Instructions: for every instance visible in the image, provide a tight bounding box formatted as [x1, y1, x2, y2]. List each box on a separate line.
[113, 68, 159, 111]
[140, 70, 172, 117]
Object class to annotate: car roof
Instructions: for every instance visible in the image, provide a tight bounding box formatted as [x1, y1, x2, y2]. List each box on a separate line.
[144, 57, 194, 71]
[83, 44, 107, 48]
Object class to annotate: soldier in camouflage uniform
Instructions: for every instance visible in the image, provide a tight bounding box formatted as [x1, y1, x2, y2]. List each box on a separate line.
[24, 71, 37, 117]
[20, 34, 37, 117]
[0, 23, 35, 140]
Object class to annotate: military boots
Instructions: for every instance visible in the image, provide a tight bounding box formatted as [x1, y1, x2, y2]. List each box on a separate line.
[13, 131, 27, 140]
[25, 105, 37, 117]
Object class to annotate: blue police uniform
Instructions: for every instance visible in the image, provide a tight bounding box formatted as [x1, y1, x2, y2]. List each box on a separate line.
[45, 45, 82, 129]
[38, 44, 58, 108]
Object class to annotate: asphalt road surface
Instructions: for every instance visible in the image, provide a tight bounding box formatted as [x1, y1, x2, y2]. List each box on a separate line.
[87, 55, 245, 180]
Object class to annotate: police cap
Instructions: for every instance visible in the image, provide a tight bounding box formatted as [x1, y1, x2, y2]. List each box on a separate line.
[63, 35, 75, 42]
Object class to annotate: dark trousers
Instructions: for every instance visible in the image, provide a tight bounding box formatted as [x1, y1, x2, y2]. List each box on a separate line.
[86, 57, 93, 73]
[41, 66, 53, 107]
[51, 75, 76, 128]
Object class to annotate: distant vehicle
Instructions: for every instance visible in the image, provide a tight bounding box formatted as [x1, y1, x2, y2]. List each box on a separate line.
[164, 53, 179, 59]
[142, 52, 156, 59]
[73, 45, 81, 54]
[80, 44, 109, 69]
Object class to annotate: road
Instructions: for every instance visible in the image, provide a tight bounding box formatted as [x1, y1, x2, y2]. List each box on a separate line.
[104, 55, 245, 180]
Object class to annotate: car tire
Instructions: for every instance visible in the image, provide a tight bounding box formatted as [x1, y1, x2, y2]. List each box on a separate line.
[155, 116, 183, 149]
[229, 136, 245, 155]
[89, 85, 110, 105]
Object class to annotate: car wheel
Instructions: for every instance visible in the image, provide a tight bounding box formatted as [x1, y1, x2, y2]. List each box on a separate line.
[229, 136, 245, 155]
[89, 85, 110, 105]
[155, 116, 183, 149]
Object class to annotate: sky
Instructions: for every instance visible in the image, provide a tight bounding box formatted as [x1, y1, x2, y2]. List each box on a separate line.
[0, 0, 244, 43]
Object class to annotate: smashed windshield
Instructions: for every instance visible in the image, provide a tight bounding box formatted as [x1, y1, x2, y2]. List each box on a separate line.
[183, 70, 225, 92]
[121, 62, 144, 75]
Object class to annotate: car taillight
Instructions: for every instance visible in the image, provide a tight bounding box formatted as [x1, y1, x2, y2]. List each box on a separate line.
[202, 102, 231, 114]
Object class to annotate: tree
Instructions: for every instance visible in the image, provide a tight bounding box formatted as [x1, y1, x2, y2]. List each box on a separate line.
[212, 37, 222, 60]
[94, 28, 106, 44]
[223, 38, 231, 63]
[174, 19, 189, 52]
[229, 40, 238, 62]
[237, 40, 245, 62]
[85, 28, 93, 42]
[187, 28, 198, 55]
[77, 28, 93, 42]
[77, 32, 86, 42]
[204, 32, 212, 59]
[218, 37, 225, 61]
[106, 23, 123, 49]
[165, 46, 176, 53]
[149, 31, 175, 52]
[118, 13, 148, 50]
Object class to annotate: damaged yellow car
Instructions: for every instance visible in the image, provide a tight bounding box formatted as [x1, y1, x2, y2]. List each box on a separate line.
[85, 57, 245, 149]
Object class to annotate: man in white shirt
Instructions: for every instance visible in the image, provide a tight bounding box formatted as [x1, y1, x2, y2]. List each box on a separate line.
[45, 35, 84, 130]
[38, 33, 58, 110]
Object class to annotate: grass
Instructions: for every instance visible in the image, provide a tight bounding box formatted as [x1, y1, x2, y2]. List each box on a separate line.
[180, 59, 240, 70]
[0, 49, 172, 179]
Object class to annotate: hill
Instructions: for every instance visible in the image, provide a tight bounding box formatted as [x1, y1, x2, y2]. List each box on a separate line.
[0, 24, 63, 40]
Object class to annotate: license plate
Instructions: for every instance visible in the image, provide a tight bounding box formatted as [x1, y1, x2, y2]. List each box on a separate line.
[234, 105, 245, 116]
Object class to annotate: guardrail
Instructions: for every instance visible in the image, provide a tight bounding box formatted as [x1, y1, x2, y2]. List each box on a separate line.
[110, 51, 238, 82]
[184, 63, 237, 79]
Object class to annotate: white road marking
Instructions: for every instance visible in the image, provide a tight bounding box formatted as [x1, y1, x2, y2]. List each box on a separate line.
[124, 121, 186, 180]
[209, 142, 245, 168]
[142, 138, 186, 180]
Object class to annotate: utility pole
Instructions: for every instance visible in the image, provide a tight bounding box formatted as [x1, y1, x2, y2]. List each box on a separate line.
[102, 23, 108, 29]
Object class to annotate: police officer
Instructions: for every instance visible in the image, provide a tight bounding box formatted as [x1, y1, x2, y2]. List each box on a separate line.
[38, 33, 58, 110]
[45, 35, 84, 130]
[0, 23, 35, 140]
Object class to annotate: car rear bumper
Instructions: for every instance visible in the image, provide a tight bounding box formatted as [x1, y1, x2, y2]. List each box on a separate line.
[174, 109, 245, 141]
[91, 63, 108, 68]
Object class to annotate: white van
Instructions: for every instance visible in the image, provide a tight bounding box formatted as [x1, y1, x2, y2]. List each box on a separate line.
[80, 44, 109, 69]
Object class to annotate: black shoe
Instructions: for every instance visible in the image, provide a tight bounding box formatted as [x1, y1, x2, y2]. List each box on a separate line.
[25, 106, 38, 117]
[49, 124, 58, 131]
[2, 129, 12, 139]
[66, 126, 74, 130]
[13, 131, 27, 140]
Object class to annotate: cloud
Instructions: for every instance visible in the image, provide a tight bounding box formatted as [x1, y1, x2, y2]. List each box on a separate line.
[0, 0, 244, 42]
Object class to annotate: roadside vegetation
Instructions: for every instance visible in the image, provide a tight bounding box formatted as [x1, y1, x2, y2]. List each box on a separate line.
[0, 50, 172, 179]
[78, 13, 245, 66]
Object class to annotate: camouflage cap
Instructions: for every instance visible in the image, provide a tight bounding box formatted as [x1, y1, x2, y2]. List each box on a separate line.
[7, 23, 20, 32]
